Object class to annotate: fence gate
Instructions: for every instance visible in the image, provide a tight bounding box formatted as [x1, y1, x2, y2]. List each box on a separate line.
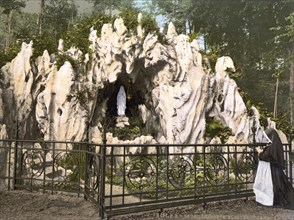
[84, 143, 105, 218]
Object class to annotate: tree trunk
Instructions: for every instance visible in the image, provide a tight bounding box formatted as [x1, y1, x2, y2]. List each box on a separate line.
[109, 0, 113, 16]
[38, 0, 45, 35]
[289, 44, 294, 124]
[5, 10, 13, 51]
[274, 77, 279, 118]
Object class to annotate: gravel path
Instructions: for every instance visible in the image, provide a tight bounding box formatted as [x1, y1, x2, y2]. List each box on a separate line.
[113, 200, 294, 220]
[0, 190, 99, 220]
[1, 190, 294, 220]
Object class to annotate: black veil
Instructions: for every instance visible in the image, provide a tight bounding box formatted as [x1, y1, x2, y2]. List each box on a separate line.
[265, 128, 285, 168]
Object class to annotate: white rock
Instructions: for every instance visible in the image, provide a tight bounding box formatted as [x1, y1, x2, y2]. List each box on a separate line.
[58, 39, 64, 52]
[0, 14, 274, 149]
[36, 61, 87, 143]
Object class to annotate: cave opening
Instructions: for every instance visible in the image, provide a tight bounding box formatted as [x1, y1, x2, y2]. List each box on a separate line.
[104, 72, 146, 130]
[89, 59, 161, 140]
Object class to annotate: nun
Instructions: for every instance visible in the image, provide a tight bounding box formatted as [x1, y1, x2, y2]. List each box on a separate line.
[253, 128, 294, 209]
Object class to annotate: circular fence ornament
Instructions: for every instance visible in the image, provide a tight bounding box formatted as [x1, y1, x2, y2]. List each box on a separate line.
[22, 149, 44, 178]
[125, 156, 157, 195]
[168, 156, 195, 189]
[204, 154, 228, 185]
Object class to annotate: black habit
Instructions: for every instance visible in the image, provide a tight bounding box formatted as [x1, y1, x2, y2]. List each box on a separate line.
[259, 128, 294, 209]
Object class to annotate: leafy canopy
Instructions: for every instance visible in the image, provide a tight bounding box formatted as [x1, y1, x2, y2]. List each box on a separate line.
[0, 0, 26, 14]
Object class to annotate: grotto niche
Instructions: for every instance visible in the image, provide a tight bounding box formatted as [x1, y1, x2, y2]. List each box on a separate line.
[106, 73, 143, 119]
[101, 71, 155, 141]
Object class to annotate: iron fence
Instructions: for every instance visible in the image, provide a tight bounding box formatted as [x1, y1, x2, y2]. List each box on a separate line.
[0, 140, 293, 219]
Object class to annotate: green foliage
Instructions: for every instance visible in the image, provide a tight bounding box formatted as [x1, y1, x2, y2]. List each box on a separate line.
[205, 116, 232, 143]
[0, 34, 57, 68]
[118, 8, 160, 39]
[274, 12, 294, 43]
[151, 0, 191, 34]
[140, 12, 160, 36]
[0, 9, 57, 65]
[0, 13, 5, 46]
[188, 32, 198, 42]
[0, 5, 161, 67]
[111, 116, 147, 140]
[0, 42, 21, 67]
[0, 0, 26, 65]
[271, 113, 294, 139]
[285, 13, 294, 42]
[238, 89, 271, 130]
[43, 0, 78, 40]
[55, 149, 86, 190]
[55, 53, 78, 69]
[110, 115, 157, 140]
[152, 0, 293, 116]
[13, 12, 39, 40]
[0, 0, 26, 14]
[62, 13, 113, 54]
[228, 68, 242, 80]
[76, 87, 95, 107]
[113, 125, 141, 140]
[230, 153, 257, 179]
[128, 116, 143, 128]
[118, 8, 139, 35]
[0, 0, 79, 67]
[239, 88, 292, 139]
[107, 154, 244, 199]
[87, 0, 134, 15]
[205, 50, 219, 71]
[29, 34, 57, 60]
[255, 104, 270, 130]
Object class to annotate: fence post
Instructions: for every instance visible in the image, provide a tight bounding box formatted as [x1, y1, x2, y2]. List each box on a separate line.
[84, 122, 90, 200]
[289, 128, 293, 186]
[99, 127, 107, 219]
[13, 117, 19, 190]
[251, 124, 256, 144]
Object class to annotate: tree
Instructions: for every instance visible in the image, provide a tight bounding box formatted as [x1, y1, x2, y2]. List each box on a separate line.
[151, 0, 192, 33]
[276, 13, 294, 123]
[120, 7, 159, 33]
[43, 0, 78, 40]
[62, 13, 112, 53]
[38, 0, 45, 35]
[62, 8, 159, 54]
[0, 0, 26, 50]
[86, 0, 134, 15]
[152, 0, 294, 115]
[285, 14, 294, 123]
[0, 11, 6, 46]
[13, 12, 39, 40]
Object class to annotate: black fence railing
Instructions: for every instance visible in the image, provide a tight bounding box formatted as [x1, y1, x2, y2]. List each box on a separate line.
[0, 140, 293, 219]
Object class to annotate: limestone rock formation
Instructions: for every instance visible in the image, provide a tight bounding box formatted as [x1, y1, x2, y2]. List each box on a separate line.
[0, 15, 270, 146]
[36, 61, 88, 142]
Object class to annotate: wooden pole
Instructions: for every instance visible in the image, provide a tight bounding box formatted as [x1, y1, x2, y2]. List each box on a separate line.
[274, 77, 279, 118]
[38, 0, 45, 35]
[5, 10, 13, 51]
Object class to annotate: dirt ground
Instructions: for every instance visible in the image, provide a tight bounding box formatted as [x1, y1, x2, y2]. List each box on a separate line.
[0, 190, 294, 220]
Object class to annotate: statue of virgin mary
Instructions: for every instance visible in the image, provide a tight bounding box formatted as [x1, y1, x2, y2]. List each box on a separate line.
[117, 86, 126, 116]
